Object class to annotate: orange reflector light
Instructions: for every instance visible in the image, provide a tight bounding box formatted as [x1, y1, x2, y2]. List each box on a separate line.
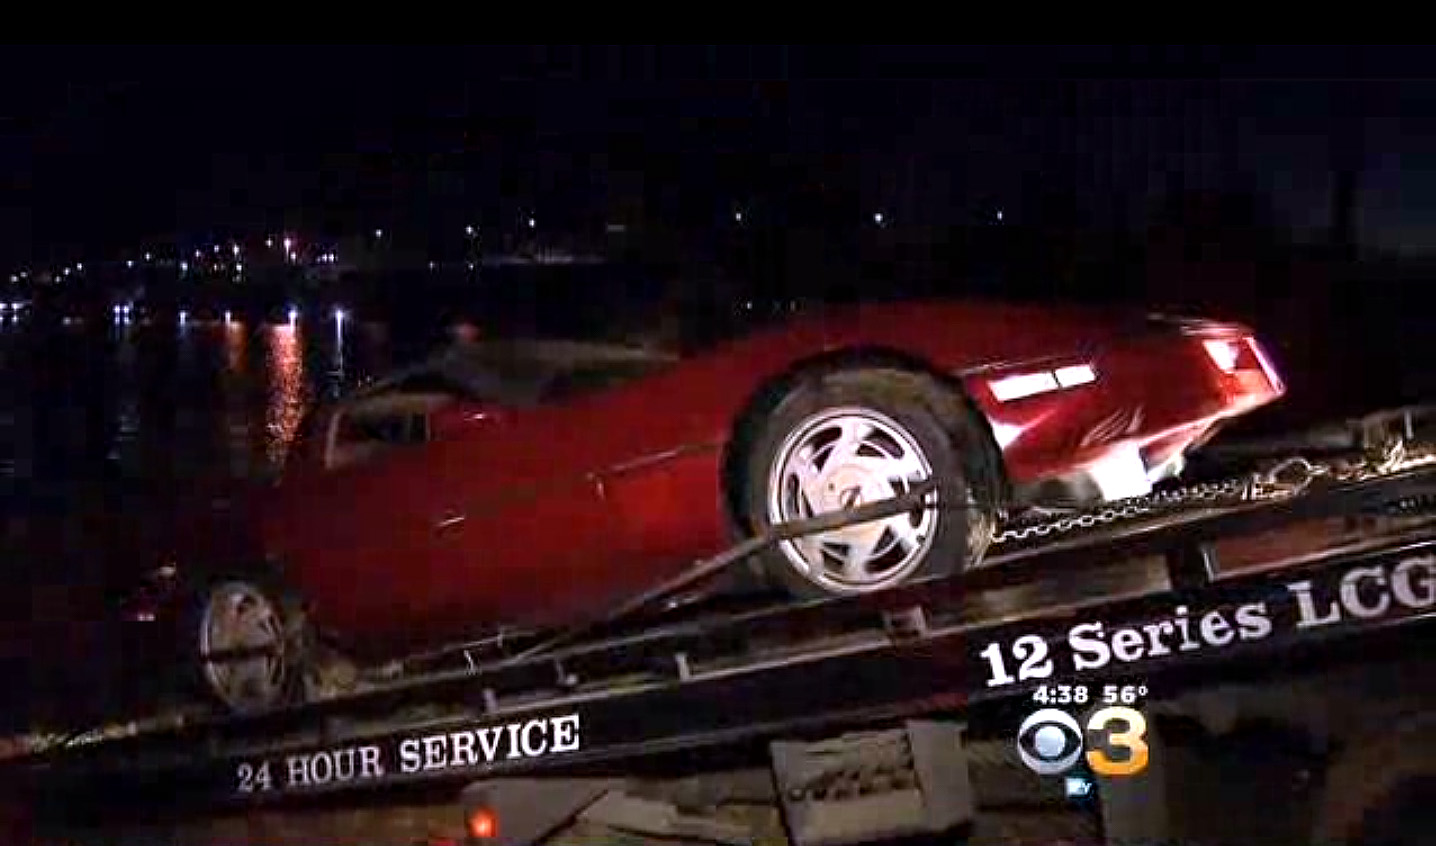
[467, 806, 498, 840]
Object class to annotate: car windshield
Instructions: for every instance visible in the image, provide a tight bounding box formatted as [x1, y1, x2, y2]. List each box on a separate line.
[369, 339, 677, 407]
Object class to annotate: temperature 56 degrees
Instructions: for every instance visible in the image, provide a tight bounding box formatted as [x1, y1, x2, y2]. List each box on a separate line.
[1103, 684, 1148, 705]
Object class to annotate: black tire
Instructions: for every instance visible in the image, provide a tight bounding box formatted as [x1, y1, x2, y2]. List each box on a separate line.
[742, 367, 996, 601]
[180, 571, 311, 715]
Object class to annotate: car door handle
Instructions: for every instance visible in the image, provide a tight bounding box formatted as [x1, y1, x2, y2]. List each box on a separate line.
[435, 512, 467, 531]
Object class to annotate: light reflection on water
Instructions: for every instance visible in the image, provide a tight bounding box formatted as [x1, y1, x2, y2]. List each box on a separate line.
[263, 325, 311, 470]
[0, 314, 433, 487]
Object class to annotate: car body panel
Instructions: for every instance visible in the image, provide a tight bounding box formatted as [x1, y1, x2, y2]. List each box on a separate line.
[159, 298, 1282, 653]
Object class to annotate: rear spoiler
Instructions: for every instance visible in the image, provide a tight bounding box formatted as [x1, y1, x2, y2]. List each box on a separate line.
[1145, 312, 1252, 336]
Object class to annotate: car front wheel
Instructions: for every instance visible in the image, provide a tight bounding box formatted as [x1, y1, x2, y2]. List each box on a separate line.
[187, 575, 309, 715]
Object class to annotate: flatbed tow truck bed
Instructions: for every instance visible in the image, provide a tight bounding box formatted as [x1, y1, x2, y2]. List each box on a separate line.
[5, 410, 1436, 845]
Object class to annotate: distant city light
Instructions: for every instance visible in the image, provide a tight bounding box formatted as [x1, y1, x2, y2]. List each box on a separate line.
[180, 261, 189, 273]
[466, 225, 476, 236]
[996, 209, 1005, 222]
[8, 275, 14, 283]
[232, 243, 241, 256]
[429, 261, 437, 270]
[266, 237, 275, 248]
[211, 245, 220, 254]
[178, 310, 188, 325]
[873, 211, 886, 225]
[288, 252, 297, 262]
[283, 237, 293, 252]
[144, 252, 152, 262]
[733, 210, 744, 223]
[75, 262, 83, 271]
[126, 260, 134, 268]
[374, 228, 383, 239]
[287, 306, 299, 325]
[62, 268, 71, 277]
[333, 307, 346, 323]
[527, 217, 536, 229]
[223, 310, 232, 323]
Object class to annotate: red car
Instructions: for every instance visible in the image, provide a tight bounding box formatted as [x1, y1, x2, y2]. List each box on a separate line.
[140, 300, 1284, 713]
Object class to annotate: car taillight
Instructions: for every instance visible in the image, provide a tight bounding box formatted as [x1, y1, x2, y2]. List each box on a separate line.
[1201, 338, 1243, 373]
[1201, 336, 1284, 392]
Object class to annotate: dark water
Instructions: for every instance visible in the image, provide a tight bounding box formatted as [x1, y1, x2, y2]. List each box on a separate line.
[0, 313, 458, 489]
[0, 262, 681, 493]
[0, 312, 468, 729]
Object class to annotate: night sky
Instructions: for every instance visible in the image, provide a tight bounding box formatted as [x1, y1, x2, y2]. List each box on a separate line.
[5, 45, 1436, 270]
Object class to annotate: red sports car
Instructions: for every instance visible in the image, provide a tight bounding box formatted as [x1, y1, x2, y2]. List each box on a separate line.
[138, 299, 1284, 713]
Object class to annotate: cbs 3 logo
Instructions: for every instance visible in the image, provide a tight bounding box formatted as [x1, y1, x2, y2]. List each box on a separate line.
[1016, 706, 1149, 777]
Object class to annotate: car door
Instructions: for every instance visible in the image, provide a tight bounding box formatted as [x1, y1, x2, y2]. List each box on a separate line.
[266, 401, 446, 643]
[399, 400, 619, 638]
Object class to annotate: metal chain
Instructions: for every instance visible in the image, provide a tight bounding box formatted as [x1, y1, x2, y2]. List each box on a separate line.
[989, 437, 1436, 547]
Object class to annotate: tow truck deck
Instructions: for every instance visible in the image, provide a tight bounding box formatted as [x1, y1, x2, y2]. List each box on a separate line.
[6, 408, 1436, 845]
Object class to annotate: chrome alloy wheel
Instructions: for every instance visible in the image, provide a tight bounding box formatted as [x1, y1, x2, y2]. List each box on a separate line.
[198, 581, 290, 712]
[766, 407, 939, 593]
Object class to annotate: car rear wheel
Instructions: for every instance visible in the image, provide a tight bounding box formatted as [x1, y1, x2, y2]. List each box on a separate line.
[743, 367, 997, 600]
[188, 576, 309, 715]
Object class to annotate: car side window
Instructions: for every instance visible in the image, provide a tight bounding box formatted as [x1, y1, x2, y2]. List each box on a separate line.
[326, 402, 434, 470]
[339, 411, 426, 446]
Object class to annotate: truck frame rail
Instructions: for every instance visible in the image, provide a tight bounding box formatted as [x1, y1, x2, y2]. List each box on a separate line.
[9, 437, 1436, 832]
